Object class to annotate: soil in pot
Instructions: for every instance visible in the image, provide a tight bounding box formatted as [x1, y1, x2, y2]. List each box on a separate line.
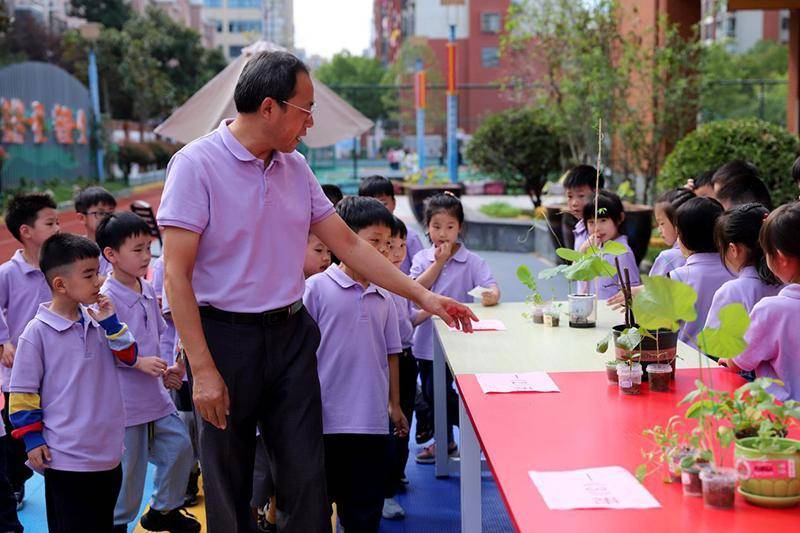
[532, 307, 544, 324]
[700, 468, 737, 509]
[647, 364, 672, 392]
[616, 363, 642, 395]
[606, 362, 618, 383]
[681, 467, 704, 497]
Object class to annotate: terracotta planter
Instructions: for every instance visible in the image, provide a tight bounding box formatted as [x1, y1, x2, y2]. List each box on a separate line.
[407, 183, 464, 225]
[484, 181, 506, 195]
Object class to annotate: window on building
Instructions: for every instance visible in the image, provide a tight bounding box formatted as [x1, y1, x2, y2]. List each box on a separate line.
[208, 19, 223, 32]
[481, 47, 500, 68]
[782, 15, 790, 31]
[229, 45, 244, 58]
[228, 0, 260, 7]
[725, 15, 736, 37]
[228, 19, 262, 33]
[202, 0, 222, 7]
[481, 12, 502, 34]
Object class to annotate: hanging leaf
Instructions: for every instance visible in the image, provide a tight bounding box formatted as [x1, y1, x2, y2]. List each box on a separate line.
[555, 248, 584, 262]
[632, 275, 697, 332]
[600, 240, 628, 256]
[596, 331, 613, 353]
[696, 303, 750, 359]
[616, 327, 643, 351]
[562, 255, 617, 281]
[538, 265, 567, 280]
[516, 265, 537, 291]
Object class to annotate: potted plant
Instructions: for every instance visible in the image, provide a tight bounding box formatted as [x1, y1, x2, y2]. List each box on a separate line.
[636, 415, 691, 483]
[539, 239, 629, 329]
[517, 265, 546, 324]
[543, 302, 562, 327]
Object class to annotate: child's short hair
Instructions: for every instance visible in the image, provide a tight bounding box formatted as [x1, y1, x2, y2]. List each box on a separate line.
[322, 184, 343, 207]
[694, 169, 716, 189]
[675, 196, 724, 254]
[582, 190, 624, 224]
[73, 186, 117, 214]
[95, 212, 151, 257]
[711, 160, 759, 187]
[336, 196, 394, 233]
[391, 215, 407, 239]
[5, 192, 57, 242]
[715, 175, 773, 210]
[359, 175, 395, 199]
[424, 192, 464, 227]
[792, 156, 800, 187]
[40, 233, 100, 286]
[563, 165, 604, 190]
[715, 203, 780, 285]
[655, 187, 695, 226]
[760, 201, 800, 259]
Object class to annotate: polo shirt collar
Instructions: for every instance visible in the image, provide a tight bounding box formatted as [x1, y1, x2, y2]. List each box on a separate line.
[35, 303, 96, 333]
[11, 250, 39, 276]
[738, 265, 759, 280]
[105, 276, 151, 308]
[218, 119, 286, 167]
[685, 252, 719, 266]
[779, 284, 800, 300]
[574, 219, 586, 235]
[325, 265, 384, 297]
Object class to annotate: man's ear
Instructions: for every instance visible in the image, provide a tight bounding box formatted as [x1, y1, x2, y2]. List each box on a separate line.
[76, 213, 87, 225]
[259, 97, 278, 121]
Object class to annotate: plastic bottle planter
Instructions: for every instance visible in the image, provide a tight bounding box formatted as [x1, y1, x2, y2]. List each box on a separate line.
[700, 468, 737, 509]
[646, 364, 672, 392]
[605, 361, 618, 384]
[616, 362, 642, 395]
[681, 465, 705, 497]
[668, 447, 693, 483]
[568, 294, 596, 329]
[735, 437, 800, 507]
[532, 303, 545, 324]
[613, 327, 678, 381]
[543, 306, 560, 327]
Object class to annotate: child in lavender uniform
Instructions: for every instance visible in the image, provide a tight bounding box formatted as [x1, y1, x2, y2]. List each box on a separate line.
[73, 186, 117, 277]
[726, 203, 800, 401]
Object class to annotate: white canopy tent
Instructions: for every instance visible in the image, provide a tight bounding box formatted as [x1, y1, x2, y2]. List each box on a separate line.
[155, 41, 374, 148]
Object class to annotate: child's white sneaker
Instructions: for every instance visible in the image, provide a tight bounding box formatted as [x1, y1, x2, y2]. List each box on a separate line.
[382, 497, 405, 520]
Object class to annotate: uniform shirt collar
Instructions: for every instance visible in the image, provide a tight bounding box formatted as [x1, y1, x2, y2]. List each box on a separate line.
[219, 119, 286, 168]
[105, 276, 152, 308]
[35, 303, 96, 332]
[325, 265, 384, 297]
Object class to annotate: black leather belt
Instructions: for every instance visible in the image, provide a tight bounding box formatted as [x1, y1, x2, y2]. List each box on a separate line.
[199, 300, 303, 326]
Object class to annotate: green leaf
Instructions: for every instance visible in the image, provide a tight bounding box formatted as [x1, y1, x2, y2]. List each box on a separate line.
[562, 255, 617, 281]
[516, 265, 537, 291]
[600, 240, 628, 256]
[616, 328, 643, 351]
[718, 426, 735, 449]
[696, 303, 750, 359]
[596, 331, 613, 353]
[538, 265, 566, 280]
[555, 248, 584, 262]
[632, 275, 697, 331]
[635, 464, 648, 483]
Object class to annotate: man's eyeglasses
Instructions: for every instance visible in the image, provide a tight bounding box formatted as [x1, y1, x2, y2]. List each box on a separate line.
[86, 211, 114, 219]
[281, 100, 316, 116]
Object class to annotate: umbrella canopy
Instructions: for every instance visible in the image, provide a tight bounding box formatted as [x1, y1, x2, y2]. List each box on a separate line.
[154, 41, 374, 148]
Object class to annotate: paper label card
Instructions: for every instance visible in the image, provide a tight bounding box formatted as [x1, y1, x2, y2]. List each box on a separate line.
[476, 372, 560, 393]
[529, 466, 661, 510]
[448, 319, 506, 332]
[467, 286, 493, 299]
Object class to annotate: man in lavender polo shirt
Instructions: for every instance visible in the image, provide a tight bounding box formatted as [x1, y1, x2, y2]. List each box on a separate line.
[158, 51, 476, 533]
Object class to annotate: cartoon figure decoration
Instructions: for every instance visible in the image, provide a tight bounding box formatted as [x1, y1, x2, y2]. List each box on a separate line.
[0, 100, 89, 146]
[30, 101, 48, 144]
[0, 98, 27, 144]
[75, 109, 88, 145]
[53, 104, 76, 144]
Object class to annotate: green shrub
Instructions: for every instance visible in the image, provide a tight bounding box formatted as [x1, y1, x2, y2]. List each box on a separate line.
[660, 118, 800, 206]
[465, 107, 563, 207]
[381, 137, 404, 152]
[478, 201, 534, 219]
[146, 141, 182, 168]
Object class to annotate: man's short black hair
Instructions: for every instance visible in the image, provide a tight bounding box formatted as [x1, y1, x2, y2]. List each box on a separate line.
[711, 160, 759, 187]
[715, 175, 773, 210]
[391, 215, 407, 239]
[5, 192, 57, 242]
[40, 233, 100, 287]
[74, 186, 117, 214]
[359, 175, 395, 199]
[95, 212, 151, 259]
[675, 196, 725, 253]
[322, 184, 343, 207]
[563, 164, 604, 190]
[234, 51, 310, 114]
[336, 196, 395, 234]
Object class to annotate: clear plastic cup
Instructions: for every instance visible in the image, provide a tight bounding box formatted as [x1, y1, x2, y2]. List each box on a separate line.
[616, 363, 642, 395]
[700, 467, 737, 509]
[646, 363, 672, 392]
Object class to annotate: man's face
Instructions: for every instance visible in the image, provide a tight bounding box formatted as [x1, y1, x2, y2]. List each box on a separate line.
[269, 72, 315, 153]
[566, 185, 594, 219]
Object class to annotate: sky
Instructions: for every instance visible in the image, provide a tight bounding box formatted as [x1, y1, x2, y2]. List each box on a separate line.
[294, 0, 373, 59]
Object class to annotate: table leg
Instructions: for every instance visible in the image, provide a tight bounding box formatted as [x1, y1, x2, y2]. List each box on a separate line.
[460, 396, 481, 533]
[433, 329, 449, 478]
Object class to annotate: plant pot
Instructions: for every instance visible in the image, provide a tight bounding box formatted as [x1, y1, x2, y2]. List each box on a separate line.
[464, 181, 486, 195]
[734, 437, 800, 501]
[568, 293, 596, 329]
[483, 181, 506, 195]
[532, 304, 545, 324]
[668, 447, 693, 483]
[700, 468, 737, 509]
[681, 465, 706, 497]
[605, 361, 618, 383]
[407, 183, 464, 225]
[613, 326, 678, 381]
[646, 364, 672, 392]
[616, 363, 642, 395]
[543, 312, 560, 327]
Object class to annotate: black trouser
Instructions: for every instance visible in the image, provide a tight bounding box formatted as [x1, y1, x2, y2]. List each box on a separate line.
[0, 438, 22, 532]
[44, 465, 122, 533]
[418, 360, 459, 444]
[324, 434, 388, 533]
[386, 349, 418, 497]
[1, 393, 32, 492]
[251, 431, 275, 509]
[193, 307, 328, 533]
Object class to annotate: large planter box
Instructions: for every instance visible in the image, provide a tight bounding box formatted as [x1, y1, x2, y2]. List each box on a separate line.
[407, 183, 465, 224]
[543, 203, 653, 266]
[483, 181, 506, 195]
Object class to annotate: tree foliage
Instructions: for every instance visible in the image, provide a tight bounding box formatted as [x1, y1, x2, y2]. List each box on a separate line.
[382, 37, 444, 132]
[69, 0, 132, 30]
[315, 51, 392, 121]
[465, 107, 562, 206]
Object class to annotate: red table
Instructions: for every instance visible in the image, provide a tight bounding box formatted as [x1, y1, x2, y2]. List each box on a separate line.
[456, 369, 800, 532]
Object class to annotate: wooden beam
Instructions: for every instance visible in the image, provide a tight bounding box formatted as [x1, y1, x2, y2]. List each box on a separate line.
[728, 0, 800, 10]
